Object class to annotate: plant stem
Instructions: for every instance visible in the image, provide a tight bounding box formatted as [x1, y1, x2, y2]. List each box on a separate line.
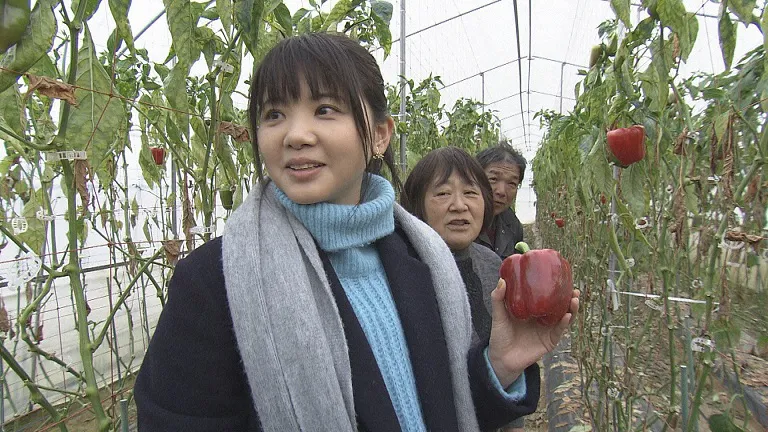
[0, 343, 68, 432]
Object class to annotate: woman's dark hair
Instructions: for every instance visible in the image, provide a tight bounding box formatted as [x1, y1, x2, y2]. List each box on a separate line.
[248, 32, 402, 196]
[475, 140, 527, 183]
[402, 146, 494, 232]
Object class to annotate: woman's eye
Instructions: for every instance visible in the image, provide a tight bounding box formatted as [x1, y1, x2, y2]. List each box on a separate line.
[263, 110, 282, 121]
[465, 190, 480, 196]
[317, 105, 338, 115]
[435, 191, 450, 197]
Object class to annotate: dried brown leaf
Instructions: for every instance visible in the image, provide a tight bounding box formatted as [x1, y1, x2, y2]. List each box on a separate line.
[74, 159, 93, 211]
[163, 239, 183, 266]
[672, 34, 681, 60]
[745, 176, 759, 203]
[217, 121, 251, 142]
[0, 301, 11, 333]
[673, 127, 688, 156]
[182, 173, 196, 252]
[25, 74, 78, 106]
[126, 240, 139, 277]
[721, 113, 735, 201]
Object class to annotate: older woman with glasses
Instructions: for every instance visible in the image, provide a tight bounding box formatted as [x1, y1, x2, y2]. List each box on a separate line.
[475, 142, 527, 259]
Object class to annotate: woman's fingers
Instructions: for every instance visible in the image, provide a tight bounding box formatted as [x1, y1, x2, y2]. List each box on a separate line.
[490, 278, 508, 324]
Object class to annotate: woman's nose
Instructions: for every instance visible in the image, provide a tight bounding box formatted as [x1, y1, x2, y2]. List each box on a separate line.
[283, 118, 318, 149]
[449, 195, 468, 211]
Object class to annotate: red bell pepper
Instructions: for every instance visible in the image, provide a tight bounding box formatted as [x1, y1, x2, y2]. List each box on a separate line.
[150, 147, 165, 165]
[555, 218, 565, 228]
[607, 125, 645, 168]
[500, 242, 574, 326]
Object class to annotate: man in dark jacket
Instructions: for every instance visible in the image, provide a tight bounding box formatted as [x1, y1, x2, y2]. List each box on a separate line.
[475, 142, 526, 260]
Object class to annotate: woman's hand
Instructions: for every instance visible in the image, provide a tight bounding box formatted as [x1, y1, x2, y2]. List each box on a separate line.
[487, 279, 580, 387]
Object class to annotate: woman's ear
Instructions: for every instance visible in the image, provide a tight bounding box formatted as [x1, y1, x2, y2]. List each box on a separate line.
[373, 117, 395, 154]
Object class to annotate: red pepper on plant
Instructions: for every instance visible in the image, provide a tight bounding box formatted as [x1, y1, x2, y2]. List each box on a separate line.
[500, 242, 574, 326]
[150, 147, 165, 165]
[607, 125, 646, 168]
[555, 218, 565, 228]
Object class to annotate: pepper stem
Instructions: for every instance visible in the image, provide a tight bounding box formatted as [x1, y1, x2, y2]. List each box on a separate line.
[514, 241, 531, 253]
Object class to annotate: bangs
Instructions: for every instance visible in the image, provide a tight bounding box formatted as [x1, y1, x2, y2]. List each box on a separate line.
[432, 152, 483, 189]
[253, 36, 361, 113]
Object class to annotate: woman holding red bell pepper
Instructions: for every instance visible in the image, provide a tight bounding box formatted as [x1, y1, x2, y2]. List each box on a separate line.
[403, 147, 580, 432]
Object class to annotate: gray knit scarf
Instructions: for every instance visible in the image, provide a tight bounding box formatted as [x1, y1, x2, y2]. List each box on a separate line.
[222, 182, 481, 431]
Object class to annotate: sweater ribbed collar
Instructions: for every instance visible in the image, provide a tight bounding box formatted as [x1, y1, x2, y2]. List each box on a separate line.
[272, 174, 395, 252]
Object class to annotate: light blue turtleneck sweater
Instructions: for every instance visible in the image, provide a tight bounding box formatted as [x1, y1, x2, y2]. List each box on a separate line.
[274, 175, 427, 432]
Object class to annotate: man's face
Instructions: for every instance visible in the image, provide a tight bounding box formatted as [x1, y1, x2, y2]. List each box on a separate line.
[484, 162, 520, 216]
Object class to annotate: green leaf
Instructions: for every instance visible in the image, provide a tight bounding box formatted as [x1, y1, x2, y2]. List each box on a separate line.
[220, 40, 242, 93]
[762, 5, 768, 72]
[292, 7, 310, 24]
[371, 0, 394, 24]
[727, 0, 756, 25]
[217, 0, 233, 32]
[610, 0, 631, 28]
[0, 0, 57, 93]
[17, 190, 45, 255]
[66, 26, 128, 183]
[235, 0, 265, 56]
[163, 0, 201, 67]
[138, 131, 161, 188]
[0, 85, 26, 147]
[620, 162, 648, 215]
[163, 61, 191, 139]
[201, 6, 220, 20]
[214, 137, 238, 184]
[272, 3, 293, 36]
[108, 0, 135, 54]
[719, 9, 737, 70]
[371, 10, 392, 58]
[657, 0, 686, 33]
[72, 0, 104, 23]
[679, 13, 698, 61]
[324, 0, 357, 31]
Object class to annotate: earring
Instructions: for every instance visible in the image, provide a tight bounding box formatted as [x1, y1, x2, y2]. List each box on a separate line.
[373, 151, 384, 160]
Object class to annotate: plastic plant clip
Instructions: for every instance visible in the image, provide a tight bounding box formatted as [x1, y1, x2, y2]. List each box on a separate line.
[644, 298, 664, 312]
[691, 279, 702, 289]
[213, 59, 234, 74]
[666, 185, 674, 194]
[36, 210, 55, 222]
[11, 217, 28, 234]
[625, 258, 635, 268]
[691, 337, 714, 353]
[635, 217, 651, 229]
[7, 251, 42, 289]
[45, 150, 87, 162]
[606, 385, 620, 400]
[610, 213, 619, 225]
[718, 232, 744, 251]
[190, 226, 214, 235]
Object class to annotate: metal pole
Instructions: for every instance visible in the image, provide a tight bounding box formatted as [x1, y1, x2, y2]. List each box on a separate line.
[1, 355, 4, 430]
[171, 160, 178, 238]
[481, 72, 485, 114]
[398, 0, 407, 174]
[120, 399, 129, 432]
[559, 62, 565, 113]
[681, 365, 689, 430]
[608, 166, 621, 310]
